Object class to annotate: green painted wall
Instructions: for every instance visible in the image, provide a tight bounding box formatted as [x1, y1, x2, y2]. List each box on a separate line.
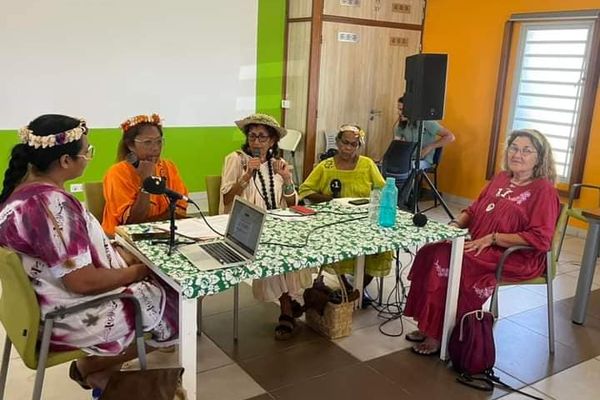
[0, 0, 287, 198]
[256, 0, 287, 122]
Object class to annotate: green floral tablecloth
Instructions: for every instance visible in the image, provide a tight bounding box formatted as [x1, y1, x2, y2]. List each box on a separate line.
[117, 203, 466, 299]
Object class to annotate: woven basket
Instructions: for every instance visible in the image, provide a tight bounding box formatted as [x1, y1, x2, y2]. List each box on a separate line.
[305, 270, 354, 339]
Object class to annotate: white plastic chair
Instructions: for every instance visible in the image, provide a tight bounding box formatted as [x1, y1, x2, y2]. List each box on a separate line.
[279, 129, 302, 183]
[323, 131, 337, 151]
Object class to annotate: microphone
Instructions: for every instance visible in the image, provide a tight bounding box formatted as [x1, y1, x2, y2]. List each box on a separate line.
[251, 149, 260, 178]
[412, 213, 428, 227]
[142, 176, 191, 202]
[330, 179, 342, 199]
[126, 152, 140, 168]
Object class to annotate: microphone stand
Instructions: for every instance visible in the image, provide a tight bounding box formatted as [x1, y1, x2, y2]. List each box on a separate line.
[167, 196, 178, 256]
[412, 121, 424, 214]
[407, 119, 454, 219]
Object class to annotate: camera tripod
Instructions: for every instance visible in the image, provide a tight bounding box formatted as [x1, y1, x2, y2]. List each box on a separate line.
[397, 121, 454, 220]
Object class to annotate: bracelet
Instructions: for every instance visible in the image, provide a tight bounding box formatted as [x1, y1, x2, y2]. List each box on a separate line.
[283, 183, 295, 194]
[491, 232, 497, 246]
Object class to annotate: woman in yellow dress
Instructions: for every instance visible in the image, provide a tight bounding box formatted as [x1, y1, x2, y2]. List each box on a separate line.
[298, 125, 392, 300]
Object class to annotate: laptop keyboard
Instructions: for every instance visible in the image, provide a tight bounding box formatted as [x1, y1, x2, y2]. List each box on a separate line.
[200, 242, 245, 264]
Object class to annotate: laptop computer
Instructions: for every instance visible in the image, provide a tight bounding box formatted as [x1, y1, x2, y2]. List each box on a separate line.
[178, 196, 266, 271]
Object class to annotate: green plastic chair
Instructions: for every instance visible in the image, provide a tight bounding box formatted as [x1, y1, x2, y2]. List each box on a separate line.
[205, 175, 222, 216]
[0, 247, 147, 400]
[555, 183, 600, 262]
[489, 213, 563, 354]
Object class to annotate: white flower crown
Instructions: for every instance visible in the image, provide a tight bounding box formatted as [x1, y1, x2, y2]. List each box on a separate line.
[19, 119, 88, 149]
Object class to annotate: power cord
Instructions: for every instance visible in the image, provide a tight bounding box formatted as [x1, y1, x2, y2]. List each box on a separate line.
[363, 248, 415, 337]
[186, 200, 224, 237]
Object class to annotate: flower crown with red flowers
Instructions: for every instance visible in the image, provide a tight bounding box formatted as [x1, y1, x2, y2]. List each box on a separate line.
[120, 113, 162, 133]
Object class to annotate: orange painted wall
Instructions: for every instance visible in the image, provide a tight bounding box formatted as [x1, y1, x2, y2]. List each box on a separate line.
[423, 0, 600, 215]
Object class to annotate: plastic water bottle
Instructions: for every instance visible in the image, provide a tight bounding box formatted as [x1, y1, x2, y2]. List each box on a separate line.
[378, 177, 398, 228]
[368, 187, 381, 224]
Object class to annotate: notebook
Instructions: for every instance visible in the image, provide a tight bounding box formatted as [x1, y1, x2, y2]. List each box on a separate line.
[177, 196, 266, 271]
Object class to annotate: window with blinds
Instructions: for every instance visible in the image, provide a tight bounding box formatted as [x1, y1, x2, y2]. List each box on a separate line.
[509, 22, 594, 182]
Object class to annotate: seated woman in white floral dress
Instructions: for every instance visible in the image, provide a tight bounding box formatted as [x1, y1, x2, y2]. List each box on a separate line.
[0, 115, 178, 392]
[219, 113, 312, 340]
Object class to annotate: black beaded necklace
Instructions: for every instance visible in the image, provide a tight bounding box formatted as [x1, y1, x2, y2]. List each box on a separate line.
[256, 159, 277, 210]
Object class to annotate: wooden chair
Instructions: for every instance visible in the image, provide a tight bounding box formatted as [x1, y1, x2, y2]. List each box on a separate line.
[0, 246, 147, 399]
[83, 181, 106, 223]
[205, 176, 222, 216]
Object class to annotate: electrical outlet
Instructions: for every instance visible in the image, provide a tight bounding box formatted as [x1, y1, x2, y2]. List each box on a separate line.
[70, 183, 83, 193]
[281, 99, 291, 109]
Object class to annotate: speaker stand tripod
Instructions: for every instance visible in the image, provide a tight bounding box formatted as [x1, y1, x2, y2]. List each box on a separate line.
[399, 121, 455, 220]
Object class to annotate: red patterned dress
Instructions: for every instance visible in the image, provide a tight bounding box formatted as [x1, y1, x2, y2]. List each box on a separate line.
[404, 172, 559, 340]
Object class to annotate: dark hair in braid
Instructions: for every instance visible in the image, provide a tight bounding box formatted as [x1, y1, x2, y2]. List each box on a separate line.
[0, 114, 85, 204]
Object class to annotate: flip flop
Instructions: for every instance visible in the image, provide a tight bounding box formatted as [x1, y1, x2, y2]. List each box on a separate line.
[69, 361, 92, 390]
[411, 343, 440, 356]
[274, 314, 298, 341]
[405, 330, 426, 343]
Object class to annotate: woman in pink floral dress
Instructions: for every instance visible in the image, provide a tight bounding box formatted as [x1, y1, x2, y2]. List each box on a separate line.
[0, 115, 178, 391]
[404, 129, 559, 355]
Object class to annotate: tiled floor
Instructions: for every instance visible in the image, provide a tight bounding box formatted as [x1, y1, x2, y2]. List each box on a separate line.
[3, 200, 600, 399]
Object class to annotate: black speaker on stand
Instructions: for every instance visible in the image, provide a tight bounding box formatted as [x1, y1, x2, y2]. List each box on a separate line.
[401, 53, 454, 220]
[404, 53, 448, 120]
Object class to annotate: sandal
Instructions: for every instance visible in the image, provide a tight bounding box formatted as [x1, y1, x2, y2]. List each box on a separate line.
[274, 314, 298, 341]
[291, 299, 304, 318]
[69, 360, 92, 390]
[411, 342, 441, 356]
[405, 330, 426, 343]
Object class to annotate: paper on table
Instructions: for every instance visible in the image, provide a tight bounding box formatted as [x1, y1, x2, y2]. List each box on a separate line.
[267, 209, 313, 221]
[152, 215, 229, 239]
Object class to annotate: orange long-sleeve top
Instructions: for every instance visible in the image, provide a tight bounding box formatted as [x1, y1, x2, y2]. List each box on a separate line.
[102, 159, 188, 235]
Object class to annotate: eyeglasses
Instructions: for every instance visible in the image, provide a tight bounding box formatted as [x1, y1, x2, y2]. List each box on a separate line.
[338, 138, 360, 148]
[508, 145, 537, 157]
[134, 138, 164, 148]
[75, 144, 95, 161]
[248, 134, 270, 143]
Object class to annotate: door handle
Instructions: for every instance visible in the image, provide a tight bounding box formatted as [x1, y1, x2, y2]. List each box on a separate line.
[369, 110, 383, 120]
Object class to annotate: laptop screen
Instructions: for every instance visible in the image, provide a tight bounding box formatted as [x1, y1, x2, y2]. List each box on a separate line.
[226, 199, 265, 255]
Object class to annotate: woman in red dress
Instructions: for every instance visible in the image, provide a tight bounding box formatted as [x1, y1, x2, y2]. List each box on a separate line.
[404, 129, 560, 355]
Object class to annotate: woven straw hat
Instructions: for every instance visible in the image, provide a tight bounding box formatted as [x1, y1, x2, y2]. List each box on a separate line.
[235, 113, 287, 139]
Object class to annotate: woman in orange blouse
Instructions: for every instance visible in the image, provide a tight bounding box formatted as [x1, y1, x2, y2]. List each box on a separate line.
[102, 114, 188, 235]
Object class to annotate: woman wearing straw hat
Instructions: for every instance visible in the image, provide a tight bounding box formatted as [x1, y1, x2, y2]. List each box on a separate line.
[220, 113, 312, 340]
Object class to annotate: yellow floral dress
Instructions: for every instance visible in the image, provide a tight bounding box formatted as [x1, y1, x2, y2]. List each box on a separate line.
[298, 156, 392, 277]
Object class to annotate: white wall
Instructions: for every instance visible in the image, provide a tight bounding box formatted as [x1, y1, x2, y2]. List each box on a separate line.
[0, 0, 258, 128]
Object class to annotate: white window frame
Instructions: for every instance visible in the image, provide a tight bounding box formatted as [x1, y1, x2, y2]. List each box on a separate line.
[507, 21, 594, 183]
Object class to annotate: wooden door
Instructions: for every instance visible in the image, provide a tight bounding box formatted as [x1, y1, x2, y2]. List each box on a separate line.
[323, 0, 375, 19]
[367, 27, 421, 161]
[317, 21, 420, 161]
[288, 0, 313, 19]
[374, 0, 424, 25]
[283, 21, 312, 178]
[316, 22, 375, 159]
